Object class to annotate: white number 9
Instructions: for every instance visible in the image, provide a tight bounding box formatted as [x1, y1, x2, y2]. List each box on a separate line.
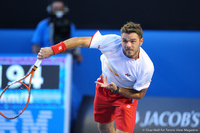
[6, 65, 25, 88]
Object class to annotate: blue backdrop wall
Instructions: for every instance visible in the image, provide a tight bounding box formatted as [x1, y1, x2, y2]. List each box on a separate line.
[0, 27, 200, 130]
[0, 27, 200, 98]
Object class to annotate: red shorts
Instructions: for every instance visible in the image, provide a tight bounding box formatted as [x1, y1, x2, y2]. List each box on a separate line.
[94, 75, 138, 133]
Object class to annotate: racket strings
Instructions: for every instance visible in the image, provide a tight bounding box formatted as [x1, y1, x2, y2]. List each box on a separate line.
[0, 82, 30, 119]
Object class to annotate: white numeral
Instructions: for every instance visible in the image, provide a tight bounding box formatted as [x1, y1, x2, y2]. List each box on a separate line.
[6, 65, 24, 88]
[5, 65, 44, 89]
[24, 66, 44, 89]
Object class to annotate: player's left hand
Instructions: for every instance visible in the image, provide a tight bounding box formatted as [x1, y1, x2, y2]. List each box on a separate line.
[95, 75, 117, 91]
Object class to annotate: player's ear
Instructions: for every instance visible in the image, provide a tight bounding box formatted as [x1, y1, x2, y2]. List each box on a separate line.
[140, 38, 143, 46]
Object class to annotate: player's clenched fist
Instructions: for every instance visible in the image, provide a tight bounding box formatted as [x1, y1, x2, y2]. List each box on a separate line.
[37, 47, 54, 59]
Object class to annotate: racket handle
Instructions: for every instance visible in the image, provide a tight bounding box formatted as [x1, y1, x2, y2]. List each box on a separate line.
[34, 59, 42, 67]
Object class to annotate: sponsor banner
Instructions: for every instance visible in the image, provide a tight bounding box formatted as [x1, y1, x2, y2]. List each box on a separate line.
[72, 96, 200, 133]
[135, 97, 200, 133]
[0, 109, 64, 133]
[0, 54, 72, 133]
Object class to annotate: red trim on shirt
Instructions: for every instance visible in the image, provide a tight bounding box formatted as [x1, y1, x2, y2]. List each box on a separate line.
[143, 80, 151, 86]
[88, 30, 99, 48]
[138, 48, 140, 59]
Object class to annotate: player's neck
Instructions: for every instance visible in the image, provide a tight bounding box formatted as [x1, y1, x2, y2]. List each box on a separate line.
[132, 53, 139, 60]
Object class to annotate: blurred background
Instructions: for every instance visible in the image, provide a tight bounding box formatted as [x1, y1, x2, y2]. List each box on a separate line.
[0, 0, 200, 133]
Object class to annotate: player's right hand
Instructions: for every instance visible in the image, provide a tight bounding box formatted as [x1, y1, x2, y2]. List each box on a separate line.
[37, 47, 54, 59]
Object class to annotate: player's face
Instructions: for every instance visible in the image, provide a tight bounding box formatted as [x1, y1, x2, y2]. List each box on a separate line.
[121, 33, 143, 59]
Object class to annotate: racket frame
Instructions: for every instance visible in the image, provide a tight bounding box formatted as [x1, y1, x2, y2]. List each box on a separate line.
[0, 59, 42, 119]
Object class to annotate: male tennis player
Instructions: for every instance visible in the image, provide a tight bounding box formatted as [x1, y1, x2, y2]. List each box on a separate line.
[37, 22, 154, 133]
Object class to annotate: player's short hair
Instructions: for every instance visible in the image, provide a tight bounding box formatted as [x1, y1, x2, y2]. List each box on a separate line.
[120, 22, 143, 39]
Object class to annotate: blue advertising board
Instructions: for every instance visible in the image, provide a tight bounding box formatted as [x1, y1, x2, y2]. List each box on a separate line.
[0, 54, 72, 133]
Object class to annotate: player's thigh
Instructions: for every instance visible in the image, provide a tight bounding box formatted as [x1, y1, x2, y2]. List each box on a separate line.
[115, 102, 137, 133]
[94, 95, 115, 123]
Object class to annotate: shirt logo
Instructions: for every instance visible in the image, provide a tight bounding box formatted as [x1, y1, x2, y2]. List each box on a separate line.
[127, 105, 131, 108]
[125, 73, 131, 77]
[98, 45, 100, 49]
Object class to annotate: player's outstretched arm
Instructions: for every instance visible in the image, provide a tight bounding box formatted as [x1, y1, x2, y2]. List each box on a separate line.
[37, 37, 92, 59]
[63, 37, 92, 49]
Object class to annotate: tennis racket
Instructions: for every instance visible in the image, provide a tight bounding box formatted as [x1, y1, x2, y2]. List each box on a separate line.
[0, 59, 42, 119]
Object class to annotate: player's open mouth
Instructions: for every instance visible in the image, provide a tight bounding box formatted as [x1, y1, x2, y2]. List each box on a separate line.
[126, 49, 133, 52]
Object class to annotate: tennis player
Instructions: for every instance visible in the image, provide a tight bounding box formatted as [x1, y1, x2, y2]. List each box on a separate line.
[37, 22, 154, 133]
